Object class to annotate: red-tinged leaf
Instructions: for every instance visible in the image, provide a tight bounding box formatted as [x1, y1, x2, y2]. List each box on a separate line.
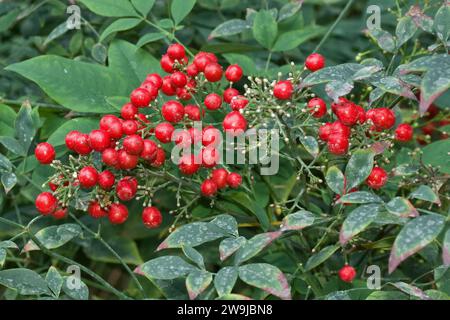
[385, 197, 418, 218]
[370, 141, 390, 155]
[234, 231, 282, 264]
[391, 282, 431, 300]
[219, 237, 246, 261]
[340, 204, 381, 245]
[280, 210, 315, 231]
[410, 185, 441, 205]
[216, 294, 252, 300]
[136, 256, 196, 280]
[186, 270, 213, 300]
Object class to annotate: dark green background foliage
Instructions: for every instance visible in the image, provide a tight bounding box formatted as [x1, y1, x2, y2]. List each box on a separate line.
[0, 0, 449, 300]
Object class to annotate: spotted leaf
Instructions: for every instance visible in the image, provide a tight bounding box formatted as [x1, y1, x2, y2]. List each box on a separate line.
[337, 191, 382, 205]
[136, 256, 196, 280]
[340, 204, 381, 245]
[0, 268, 51, 296]
[385, 197, 418, 218]
[214, 267, 238, 297]
[304, 245, 340, 271]
[219, 237, 246, 261]
[186, 270, 212, 300]
[24, 224, 82, 252]
[234, 231, 282, 264]
[410, 185, 440, 205]
[280, 210, 315, 231]
[344, 149, 375, 191]
[326, 166, 345, 195]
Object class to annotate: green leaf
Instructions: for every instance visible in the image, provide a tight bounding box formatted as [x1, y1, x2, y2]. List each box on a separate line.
[44, 22, 71, 46]
[366, 291, 408, 300]
[219, 237, 246, 261]
[238, 263, 291, 300]
[209, 214, 238, 237]
[91, 43, 108, 63]
[182, 246, 204, 269]
[395, 16, 417, 48]
[136, 256, 196, 280]
[252, 10, 278, 49]
[223, 192, 270, 230]
[106, 96, 128, 111]
[1, 172, 17, 194]
[424, 290, 450, 300]
[216, 293, 251, 300]
[209, 19, 251, 39]
[223, 53, 258, 76]
[434, 4, 450, 43]
[391, 282, 431, 300]
[99, 18, 142, 42]
[385, 197, 418, 218]
[410, 185, 440, 205]
[214, 267, 238, 297]
[45, 267, 63, 298]
[14, 103, 36, 152]
[108, 40, 161, 89]
[0, 9, 20, 33]
[0, 249, 6, 269]
[131, 0, 155, 17]
[0, 154, 12, 172]
[0, 137, 26, 156]
[47, 118, 99, 147]
[422, 139, 450, 174]
[83, 237, 143, 265]
[0, 104, 16, 137]
[136, 32, 165, 47]
[6, 56, 127, 113]
[325, 80, 354, 101]
[62, 277, 89, 300]
[389, 214, 445, 273]
[171, 0, 196, 25]
[0, 268, 50, 296]
[272, 26, 325, 52]
[337, 191, 382, 204]
[325, 166, 345, 195]
[340, 204, 381, 245]
[186, 270, 212, 300]
[443, 229, 450, 266]
[304, 245, 339, 271]
[280, 210, 315, 231]
[367, 28, 396, 52]
[0, 241, 19, 250]
[302, 63, 365, 86]
[78, 0, 138, 17]
[24, 224, 82, 252]
[234, 231, 282, 264]
[298, 135, 319, 157]
[344, 149, 375, 191]
[278, 1, 303, 22]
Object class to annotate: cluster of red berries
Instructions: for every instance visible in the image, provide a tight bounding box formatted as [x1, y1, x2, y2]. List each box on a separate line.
[34, 44, 248, 227]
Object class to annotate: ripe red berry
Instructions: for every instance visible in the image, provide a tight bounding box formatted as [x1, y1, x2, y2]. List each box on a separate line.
[140, 81, 158, 98]
[142, 206, 163, 229]
[65, 130, 81, 150]
[305, 53, 325, 71]
[318, 123, 332, 141]
[230, 96, 249, 111]
[178, 154, 200, 175]
[186, 63, 199, 77]
[227, 172, 242, 188]
[371, 108, 396, 130]
[335, 103, 360, 126]
[116, 177, 137, 201]
[160, 54, 175, 73]
[34, 142, 55, 164]
[88, 201, 108, 219]
[78, 166, 98, 188]
[108, 203, 129, 224]
[174, 130, 192, 147]
[52, 207, 67, 220]
[338, 265, 356, 283]
[102, 148, 119, 167]
[202, 126, 221, 146]
[122, 120, 138, 135]
[395, 123, 413, 142]
[35, 192, 57, 215]
[366, 167, 388, 189]
[155, 122, 175, 143]
[211, 168, 228, 189]
[100, 115, 123, 139]
[201, 179, 218, 197]
[327, 134, 349, 155]
[130, 88, 152, 108]
[98, 170, 115, 190]
[273, 80, 293, 100]
[225, 64, 243, 82]
[170, 71, 188, 87]
[194, 52, 216, 71]
[201, 147, 219, 168]
[330, 121, 351, 138]
[150, 148, 166, 167]
[223, 88, 239, 104]
[88, 130, 110, 152]
[123, 134, 144, 155]
[167, 44, 186, 60]
[204, 93, 222, 110]
[176, 87, 192, 101]
[118, 149, 139, 170]
[204, 63, 223, 82]
[49, 181, 58, 192]
[307, 98, 327, 118]
[161, 76, 177, 96]
[145, 73, 163, 89]
[184, 104, 202, 121]
[121, 103, 138, 120]
[162, 100, 185, 123]
[73, 133, 92, 155]
[140, 140, 157, 161]
[188, 127, 202, 144]
[223, 111, 247, 135]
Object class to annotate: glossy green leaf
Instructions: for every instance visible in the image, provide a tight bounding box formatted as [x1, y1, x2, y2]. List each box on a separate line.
[391, 282, 431, 300]
[214, 267, 238, 297]
[410, 185, 440, 205]
[91, 43, 108, 63]
[14, 103, 36, 152]
[325, 166, 345, 195]
[238, 263, 291, 300]
[385, 197, 418, 218]
[252, 10, 278, 49]
[78, 0, 138, 17]
[0, 268, 50, 296]
[422, 139, 450, 174]
[209, 19, 251, 39]
[0, 9, 20, 33]
[0, 154, 12, 172]
[280, 210, 315, 231]
[0, 104, 16, 137]
[186, 270, 212, 300]
[99, 18, 142, 42]
[0, 137, 26, 156]
[234, 231, 282, 264]
[136, 256, 196, 280]
[216, 293, 251, 300]
[171, 0, 196, 25]
[62, 277, 89, 300]
[45, 267, 63, 298]
[434, 4, 450, 43]
[1, 172, 17, 194]
[273, 26, 325, 52]
[371, 76, 415, 100]
[219, 237, 246, 261]
[136, 32, 165, 47]
[209, 214, 238, 237]
[344, 149, 375, 191]
[337, 191, 382, 204]
[0, 249, 6, 269]
[24, 224, 82, 252]
[0, 241, 18, 250]
[298, 135, 319, 157]
[389, 214, 445, 273]
[47, 118, 99, 147]
[443, 229, 450, 266]
[182, 246, 204, 269]
[395, 16, 417, 48]
[304, 245, 339, 271]
[367, 28, 396, 52]
[366, 291, 408, 300]
[302, 63, 365, 86]
[340, 204, 381, 244]
[278, 1, 303, 21]
[131, 0, 155, 17]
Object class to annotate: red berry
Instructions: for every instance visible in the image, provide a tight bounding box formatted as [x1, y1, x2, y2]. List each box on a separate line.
[335, 103, 360, 126]
[100, 115, 123, 139]
[122, 120, 138, 135]
[35, 192, 57, 215]
[102, 148, 119, 167]
[88, 130, 110, 152]
[170, 71, 188, 87]
[194, 52, 215, 71]
[366, 167, 388, 189]
[202, 126, 221, 146]
[225, 64, 243, 82]
[108, 203, 129, 224]
[49, 181, 58, 192]
[176, 87, 192, 101]
[318, 123, 332, 141]
[178, 154, 200, 175]
[161, 76, 177, 96]
[211, 168, 228, 189]
[327, 134, 349, 155]
[121, 103, 138, 120]
[173, 130, 192, 147]
[188, 127, 202, 144]
[130, 88, 151, 108]
[421, 122, 436, 135]
[118, 149, 139, 170]
[230, 96, 249, 111]
[78, 166, 98, 188]
[204, 93, 222, 110]
[273, 80, 293, 100]
[98, 170, 115, 190]
[330, 121, 351, 138]
[150, 148, 166, 167]
[204, 63, 223, 82]
[305, 53, 325, 71]
[338, 265, 356, 283]
[167, 44, 185, 60]
[116, 177, 137, 201]
[223, 111, 247, 135]
[201, 147, 219, 168]
[307, 98, 327, 118]
[142, 206, 162, 229]
[160, 54, 175, 73]
[201, 179, 218, 197]
[52, 207, 67, 220]
[65, 130, 81, 150]
[123, 134, 144, 155]
[184, 104, 202, 121]
[395, 123, 413, 142]
[371, 108, 396, 130]
[227, 172, 242, 189]
[162, 100, 185, 123]
[155, 122, 175, 143]
[34, 142, 55, 164]
[88, 201, 108, 219]
[140, 140, 157, 161]
[145, 73, 163, 89]
[73, 133, 92, 155]
[140, 82, 158, 99]
[223, 88, 239, 104]
[186, 64, 199, 77]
